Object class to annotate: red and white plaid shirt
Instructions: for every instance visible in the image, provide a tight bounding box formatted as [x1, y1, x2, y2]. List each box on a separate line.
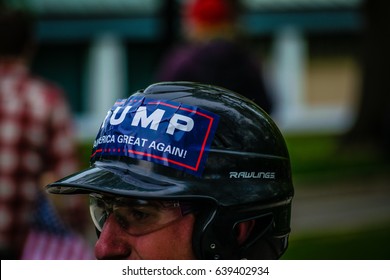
[0, 62, 80, 257]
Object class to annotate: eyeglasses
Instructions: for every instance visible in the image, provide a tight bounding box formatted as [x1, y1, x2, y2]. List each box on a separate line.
[89, 193, 185, 236]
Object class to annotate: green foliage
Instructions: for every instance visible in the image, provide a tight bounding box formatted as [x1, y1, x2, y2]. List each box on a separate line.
[285, 133, 390, 182]
[282, 223, 390, 260]
[76, 140, 94, 169]
[283, 133, 390, 260]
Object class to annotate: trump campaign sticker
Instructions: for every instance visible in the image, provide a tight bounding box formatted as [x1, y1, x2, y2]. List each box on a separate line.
[91, 96, 220, 177]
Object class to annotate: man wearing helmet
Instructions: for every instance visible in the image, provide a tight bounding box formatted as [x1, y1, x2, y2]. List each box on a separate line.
[47, 82, 294, 260]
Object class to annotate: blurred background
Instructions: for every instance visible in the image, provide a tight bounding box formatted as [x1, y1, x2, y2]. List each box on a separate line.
[2, 0, 390, 259]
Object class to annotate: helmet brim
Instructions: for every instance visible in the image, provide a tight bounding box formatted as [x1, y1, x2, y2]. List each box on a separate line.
[46, 161, 188, 200]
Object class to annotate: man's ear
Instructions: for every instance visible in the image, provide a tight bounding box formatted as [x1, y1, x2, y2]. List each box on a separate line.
[235, 220, 256, 245]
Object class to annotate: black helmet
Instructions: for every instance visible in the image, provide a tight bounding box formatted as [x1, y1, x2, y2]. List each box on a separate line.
[47, 82, 294, 259]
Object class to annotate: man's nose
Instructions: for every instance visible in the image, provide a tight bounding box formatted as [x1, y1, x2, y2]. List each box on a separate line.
[94, 213, 132, 259]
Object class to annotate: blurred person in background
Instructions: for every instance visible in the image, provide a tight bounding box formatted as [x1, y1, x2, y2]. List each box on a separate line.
[0, 5, 92, 259]
[156, 0, 273, 114]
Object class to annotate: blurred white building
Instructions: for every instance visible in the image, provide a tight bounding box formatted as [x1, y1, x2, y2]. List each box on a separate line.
[6, 0, 363, 138]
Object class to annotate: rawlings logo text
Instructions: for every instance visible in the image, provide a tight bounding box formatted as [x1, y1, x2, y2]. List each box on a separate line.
[229, 172, 275, 179]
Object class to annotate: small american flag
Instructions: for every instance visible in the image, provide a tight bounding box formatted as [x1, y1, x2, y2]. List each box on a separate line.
[21, 230, 94, 260]
[21, 191, 94, 260]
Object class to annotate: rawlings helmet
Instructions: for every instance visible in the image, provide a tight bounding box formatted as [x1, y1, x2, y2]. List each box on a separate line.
[47, 82, 294, 260]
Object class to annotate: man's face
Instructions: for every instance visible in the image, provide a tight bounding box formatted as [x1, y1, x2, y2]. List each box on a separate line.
[90, 194, 197, 260]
